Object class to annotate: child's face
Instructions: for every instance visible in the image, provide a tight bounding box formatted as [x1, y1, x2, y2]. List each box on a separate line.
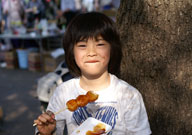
[74, 36, 111, 77]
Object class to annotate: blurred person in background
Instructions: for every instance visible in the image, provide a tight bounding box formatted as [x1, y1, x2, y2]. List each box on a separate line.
[24, 0, 45, 28]
[2, 0, 24, 30]
[1, 0, 25, 50]
[56, 0, 79, 27]
[43, 0, 58, 20]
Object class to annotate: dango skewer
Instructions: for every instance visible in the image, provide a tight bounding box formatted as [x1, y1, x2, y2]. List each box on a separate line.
[33, 91, 98, 126]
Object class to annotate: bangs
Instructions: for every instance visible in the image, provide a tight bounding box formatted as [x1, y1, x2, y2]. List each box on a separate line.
[68, 12, 114, 44]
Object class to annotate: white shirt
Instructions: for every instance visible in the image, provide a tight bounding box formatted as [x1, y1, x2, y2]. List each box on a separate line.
[47, 74, 152, 135]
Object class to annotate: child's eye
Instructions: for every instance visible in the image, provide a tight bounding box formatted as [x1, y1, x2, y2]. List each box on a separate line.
[77, 44, 86, 48]
[97, 44, 105, 46]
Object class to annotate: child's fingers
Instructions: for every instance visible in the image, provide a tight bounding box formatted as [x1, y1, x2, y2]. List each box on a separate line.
[37, 114, 49, 124]
[45, 111, 55, 123]
[34, 119, 42, 126]
[33, 111, 56, 126]
[33, 111, 55, 126]
[46, 111, 55, 119]
[37, 113, 53, 125]
[41, 111, 55, 124]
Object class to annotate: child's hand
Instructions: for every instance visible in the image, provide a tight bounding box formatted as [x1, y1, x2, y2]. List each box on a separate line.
[34, 111, 56, 135]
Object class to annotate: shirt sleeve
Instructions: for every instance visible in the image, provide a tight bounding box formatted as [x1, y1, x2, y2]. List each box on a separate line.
[124, 90, 152, 135]
[46, 86, 66, 135]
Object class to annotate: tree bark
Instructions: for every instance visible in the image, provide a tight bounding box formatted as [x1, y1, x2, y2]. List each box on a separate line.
[116, 0, 192, 135]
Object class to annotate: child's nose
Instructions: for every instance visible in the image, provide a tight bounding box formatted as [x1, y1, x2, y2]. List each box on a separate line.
[87, 45, 97, 56]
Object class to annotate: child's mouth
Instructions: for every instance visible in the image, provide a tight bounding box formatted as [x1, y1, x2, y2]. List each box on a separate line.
[85, 60, 99, 63]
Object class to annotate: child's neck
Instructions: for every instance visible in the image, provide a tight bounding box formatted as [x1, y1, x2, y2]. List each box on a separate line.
[79, 72, 110, 91]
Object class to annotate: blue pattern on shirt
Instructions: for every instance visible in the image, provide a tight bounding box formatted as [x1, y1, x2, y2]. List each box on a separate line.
[72, 105, 118, 134]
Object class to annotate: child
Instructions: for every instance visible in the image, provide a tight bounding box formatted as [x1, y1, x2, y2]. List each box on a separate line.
[34, 12, 152, 135]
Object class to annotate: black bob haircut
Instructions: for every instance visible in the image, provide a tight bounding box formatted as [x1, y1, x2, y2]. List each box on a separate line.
[63, 12, 122, 77]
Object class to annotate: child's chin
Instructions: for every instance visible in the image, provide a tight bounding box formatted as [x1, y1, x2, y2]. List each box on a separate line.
[84, 71, 103, 77]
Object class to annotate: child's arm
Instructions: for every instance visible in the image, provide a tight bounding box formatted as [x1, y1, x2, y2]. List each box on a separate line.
[44, 86, 67, 135]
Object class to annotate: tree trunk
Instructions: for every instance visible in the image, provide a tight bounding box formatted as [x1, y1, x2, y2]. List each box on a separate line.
[116, 0, 192, 135]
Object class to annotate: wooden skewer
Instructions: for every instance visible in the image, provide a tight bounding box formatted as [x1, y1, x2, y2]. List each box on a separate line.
[33, 107, 67, 126]
[54, 107, 67, 115]
[33, 123, 38, 126]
